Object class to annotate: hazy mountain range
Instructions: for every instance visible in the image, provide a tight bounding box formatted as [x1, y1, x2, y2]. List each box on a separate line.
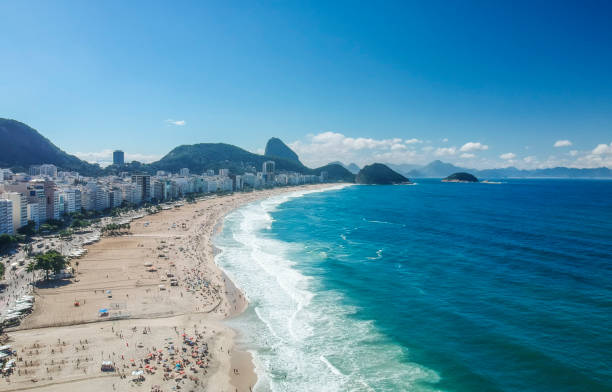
[386, 160, 612, 179]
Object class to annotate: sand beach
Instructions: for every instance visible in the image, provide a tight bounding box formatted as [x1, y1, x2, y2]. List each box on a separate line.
[0, 184, 332, 392]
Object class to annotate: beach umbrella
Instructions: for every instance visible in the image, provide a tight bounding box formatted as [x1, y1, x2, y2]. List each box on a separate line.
[99, 308, 108, 313]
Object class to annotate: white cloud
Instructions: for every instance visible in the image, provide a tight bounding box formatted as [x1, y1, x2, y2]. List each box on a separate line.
[592, 142, 612, 155]
[460, 142, 489, 152]
[166, 119, 186, 126]
[573, 142, 612, 168]
[434, 147, 457, 156]
[554, 140, 572, 147]
[569, 150, 578, 156]
[523, 156, 536, 163]
[442, 138, 449, 143]
[460, 153, 475, 159]
[289, 132, 426, 167]
[405, 138, 422, 144]
[500, 152, 516, 160]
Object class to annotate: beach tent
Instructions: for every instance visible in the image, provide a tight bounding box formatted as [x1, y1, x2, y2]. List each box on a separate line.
[99, 308, 109, 317]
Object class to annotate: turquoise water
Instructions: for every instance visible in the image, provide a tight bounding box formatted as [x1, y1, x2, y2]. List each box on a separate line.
[215, 180, 612, 392]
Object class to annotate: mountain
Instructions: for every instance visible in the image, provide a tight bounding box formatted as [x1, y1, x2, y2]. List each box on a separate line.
[150, 143, 355, 181]
[264, 137, 302, 165]
[0, 118, 102, 176]
[356, 163, 410, 185]
[347, 163, 361, 174]
[315, 163, 356, 182]
[386, 163, 422, 175]
[151, 143, 305, 174]
[406, 160, 465, 178]
[442, 172, 479, 182]
[329, 161, 361, 174]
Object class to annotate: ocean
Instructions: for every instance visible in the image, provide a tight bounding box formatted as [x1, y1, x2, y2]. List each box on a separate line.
[214, 180, 612, 392]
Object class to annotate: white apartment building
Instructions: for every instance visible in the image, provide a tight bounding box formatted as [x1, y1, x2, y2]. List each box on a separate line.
[95, 186, 110, 211]
[179, 168, 190, 176]
[1, 192, 27, 232]
[0, 199, 14, 235]
[234, 175, 243, 191]
[27, 203, 41, 229]
[57, 188, 81, 214]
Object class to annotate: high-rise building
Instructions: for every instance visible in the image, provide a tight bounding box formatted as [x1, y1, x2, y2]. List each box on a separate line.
[179, 168, 190, 176]
[1, 192, 27, 232]
[262, 161, 275, 184]
[0, 199, 14, 235]
[131, 174, 151, 203]
[219, 168, 229, 177]
[27, 203, 41, 229]
[113, 150, 125, 165]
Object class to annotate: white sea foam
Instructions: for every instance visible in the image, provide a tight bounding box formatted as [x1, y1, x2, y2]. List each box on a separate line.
[214, 185, 441, 391]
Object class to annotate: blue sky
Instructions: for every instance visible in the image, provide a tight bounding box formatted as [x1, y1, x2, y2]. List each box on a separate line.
[1, 1, 611, 168]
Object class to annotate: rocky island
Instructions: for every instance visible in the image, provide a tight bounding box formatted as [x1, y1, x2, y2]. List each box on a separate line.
[442, 172, 479, 183]
[356, 163, 411, 185]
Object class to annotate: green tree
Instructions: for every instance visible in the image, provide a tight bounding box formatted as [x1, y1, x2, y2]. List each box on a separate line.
[0, 262, 5, 279]
[31, 250, 69, 280]
[17, 220, 37, 236]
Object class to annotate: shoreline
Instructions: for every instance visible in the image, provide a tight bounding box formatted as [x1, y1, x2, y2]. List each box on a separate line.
[213, 183, 353, 391]
[0, 184, 340, 392]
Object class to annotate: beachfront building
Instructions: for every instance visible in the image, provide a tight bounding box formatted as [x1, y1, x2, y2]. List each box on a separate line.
[27, 202, 41, 229]
[110, 188, 122, 208]
[2, 181, 48, 224]
[0, 199, 14, 235]
[242, 173, 257, 188]
[80, 185, 96, 211]
[219, 168, 229, 177]
[56, 188, 81, 214]
[95, 186, 110, 211]
[179, 168, 190, 176]
[234, 175, 243, 191]
[132, 174, 151, 203]
[1, 192, 27, 232]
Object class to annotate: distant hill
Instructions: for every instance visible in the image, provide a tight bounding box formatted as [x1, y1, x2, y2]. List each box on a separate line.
[476, 166, 612, 179]
[347, 163, 361, 174]
[151, 143, 305, 174]
[315, 163, 356, 182]
[404, 160, 465, 178]
[329, 161, 361, 174]
[0, 118, 102, 175]
[150, 143, 355, 181]
[386, 163, 422, 175]
[356, 163, 410, 185]
[391, 159, 612, 179]
[442, 172, 479, 182]
[264, 137, 302, 165]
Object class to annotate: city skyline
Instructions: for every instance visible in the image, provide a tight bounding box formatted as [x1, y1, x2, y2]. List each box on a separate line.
[1, 1, 611, 169]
